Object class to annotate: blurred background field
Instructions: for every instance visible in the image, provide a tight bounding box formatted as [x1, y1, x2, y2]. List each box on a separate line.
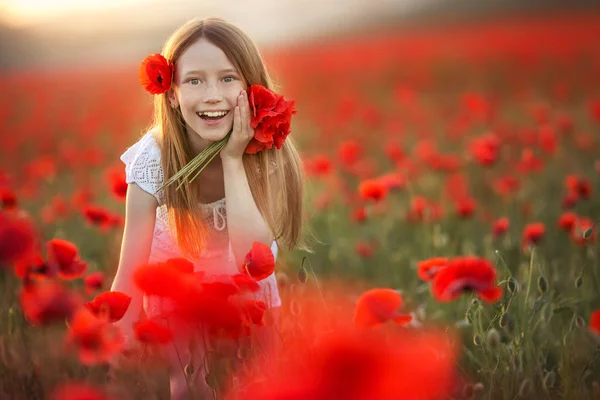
[2, 0, 600, 399]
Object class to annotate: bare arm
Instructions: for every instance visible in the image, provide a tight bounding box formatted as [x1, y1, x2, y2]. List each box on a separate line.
[110, 183, 157, 337]
[223, 158, 273, 269]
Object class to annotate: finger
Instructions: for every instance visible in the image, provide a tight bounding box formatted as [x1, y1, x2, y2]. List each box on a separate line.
[233, 106, 241, 136]
[243, 91, 253, 133]
[239, 92, 249, 136]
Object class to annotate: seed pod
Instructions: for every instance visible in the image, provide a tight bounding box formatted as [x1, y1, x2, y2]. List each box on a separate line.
[507, 277, 519, 294]
[543, 371, 556, 390]
[486, 328, 501, 348]
[518, 379, 532, 397]
[537, 276, 548, 294]
[297, 267, 308, 283]
[575, 275, 583, 288]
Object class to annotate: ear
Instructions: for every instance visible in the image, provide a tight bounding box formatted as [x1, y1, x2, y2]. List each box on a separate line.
[167, 88, 179, 108]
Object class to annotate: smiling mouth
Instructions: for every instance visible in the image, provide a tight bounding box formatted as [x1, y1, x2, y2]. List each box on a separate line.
[197, 111, 230, 121]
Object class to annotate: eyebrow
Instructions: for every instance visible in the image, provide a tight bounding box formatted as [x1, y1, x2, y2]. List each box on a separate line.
[182, 68, 239, 77]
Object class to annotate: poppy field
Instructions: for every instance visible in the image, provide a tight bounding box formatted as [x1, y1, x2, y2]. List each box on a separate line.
[2, 10, 600, 400]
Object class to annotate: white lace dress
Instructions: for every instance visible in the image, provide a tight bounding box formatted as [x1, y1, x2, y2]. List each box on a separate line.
[120, 130, 281, 318]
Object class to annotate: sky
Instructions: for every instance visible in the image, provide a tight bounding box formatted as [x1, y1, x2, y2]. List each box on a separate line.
[1, 0, 149, 25]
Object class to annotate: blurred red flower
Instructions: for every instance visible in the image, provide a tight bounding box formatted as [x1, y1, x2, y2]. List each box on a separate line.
[432, 257, 502, 303]
[492, 217, 510, 238]
[354, 288, 412, 328]
[85, 291, 132, 323]
[65, 307, 124, 365]
[358, 179, 388, 202]
[133, 318, 173, 345]
[590, 309, 600, 334]
[0, 212, 37, 267]
[418, 257, 448, 282]
[522, 222, 546, 247]
[51, 382, 111, 400]
[20, 281, 80, 326]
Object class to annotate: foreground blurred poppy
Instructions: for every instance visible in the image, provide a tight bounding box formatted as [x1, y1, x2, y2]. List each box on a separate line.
[51, 382, 111, 400]
[133, 318, 173, 345]
[85, 291, 131, 322]
[0, 211, 37, 267]
[20, 281, 80, 326]
[231, 329, 458, 400]
[65, 307, 124, 365]
[354, 288, 412, 328]
[590, 309, 600, 335]
[432, 257, 502, 303]
[418, 257, 449, 282]
[47, 239, 87, 279]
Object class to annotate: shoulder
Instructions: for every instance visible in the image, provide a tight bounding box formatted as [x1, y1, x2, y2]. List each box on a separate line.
[120, 128, 165, 202]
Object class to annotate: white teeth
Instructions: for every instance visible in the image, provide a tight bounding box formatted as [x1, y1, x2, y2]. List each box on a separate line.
[199, 111, 228, 117]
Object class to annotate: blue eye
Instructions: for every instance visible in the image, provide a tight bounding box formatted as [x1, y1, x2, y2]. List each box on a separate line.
[189, 78, 200, 85]
[223, 76, 236, 83]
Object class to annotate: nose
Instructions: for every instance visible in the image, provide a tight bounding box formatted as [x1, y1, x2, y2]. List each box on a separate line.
[202, 82, 222, 103]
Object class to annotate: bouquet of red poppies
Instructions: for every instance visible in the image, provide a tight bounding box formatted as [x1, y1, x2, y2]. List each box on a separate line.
[138, 53, 296, 189]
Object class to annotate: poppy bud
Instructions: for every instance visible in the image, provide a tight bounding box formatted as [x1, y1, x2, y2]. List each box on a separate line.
[537, 276, 548, 294]
[583, 228, 594, 239]
[507, 277, 519, 294]
[297, 267, 308, 283]
[533, 297, 544, 312]
[473, 334, 482, 346]
[575, 314, 586, 329]
[486, 328, 501, 348]
[543, 371, 556, 390]
[575, 275, 583, 288]
[290, 299, 302, 316]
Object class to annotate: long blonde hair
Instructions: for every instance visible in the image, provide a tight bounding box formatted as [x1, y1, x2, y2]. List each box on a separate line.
[150, 17, 306, 260]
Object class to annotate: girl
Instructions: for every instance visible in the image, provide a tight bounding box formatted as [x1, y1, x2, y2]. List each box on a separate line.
[109, 17, 305, 399]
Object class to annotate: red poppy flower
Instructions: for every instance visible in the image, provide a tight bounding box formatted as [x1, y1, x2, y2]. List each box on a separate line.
[0, 187, 18, 210]
[20, 281, 80, 326]
[245, 84, 297, 154]
[354, 288, 412, 328]
[418, 257, 448, 281]
[242, 241, 275, 281]
[492, 217, 510, 238]
[51, 382, 110, 400]
[455, 197, 477, 219]
[85, 291, 132, 323]
[432, 257, 502, 303]
[47, 239, 87, 280]
[338, 140, 362, 167]
[469, 133, 501, 167]
[105, 167, 128, 201]
[358, 179, 388, 202]
[355, 241, 375, 258]
[351, 207, 367, 223]
[232, 273, 260, 293]
[558, 211, 578, 232]
[522, 222, 546, 247]
[306, 154, 333, 177]
[238, 329, 457, 400]
[84, 272, 104, 294]
[241, 300, 268, 327]
[65, 308, 123, 365]
[82, 205, 112, 229]
[0, 212, 37, 267]
[590, 309, 600, 334]
[133, 319, 173, 345]
[138, 53, 174, 95]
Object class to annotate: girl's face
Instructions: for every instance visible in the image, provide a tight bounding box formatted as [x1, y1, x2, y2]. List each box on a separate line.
[169, 37, 246, 148]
